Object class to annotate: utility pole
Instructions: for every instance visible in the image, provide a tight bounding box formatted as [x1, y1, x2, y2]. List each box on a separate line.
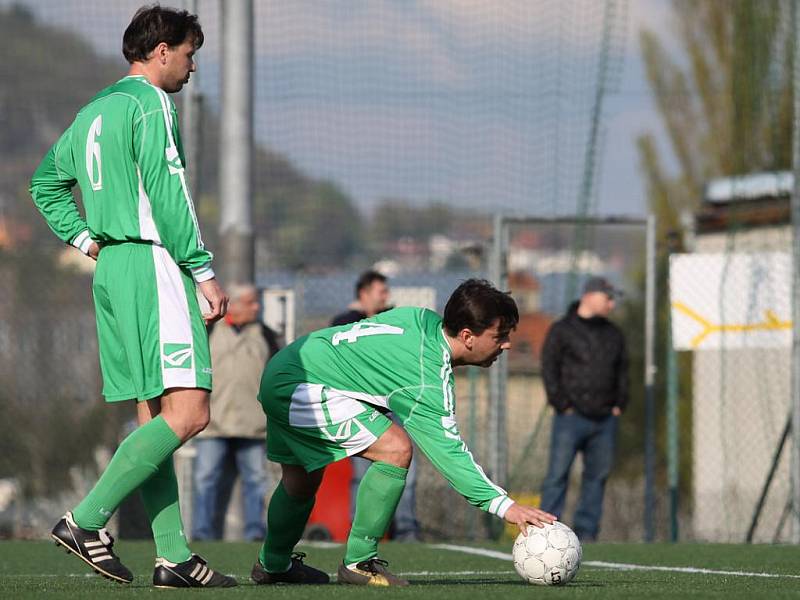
[219, 0, 254, 285]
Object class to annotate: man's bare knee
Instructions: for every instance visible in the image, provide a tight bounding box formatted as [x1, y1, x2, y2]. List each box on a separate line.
[360, 424, 412, 469]
[159, 388, 210, 442]
[387, 439, 412, 469]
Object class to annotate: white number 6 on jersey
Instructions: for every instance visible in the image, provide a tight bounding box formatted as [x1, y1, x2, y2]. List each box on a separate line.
[85, 115, 103, 191]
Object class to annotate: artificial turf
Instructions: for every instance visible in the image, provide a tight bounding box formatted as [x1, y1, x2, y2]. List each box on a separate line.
[1, 539, 798, 599]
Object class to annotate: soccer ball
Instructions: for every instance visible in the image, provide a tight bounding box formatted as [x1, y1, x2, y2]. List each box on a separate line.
[512, 521, 582, 585]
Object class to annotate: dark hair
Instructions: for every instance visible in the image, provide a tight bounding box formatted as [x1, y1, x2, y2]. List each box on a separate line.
[355, 270, 387, 298]
[443, 279, 519, 337]
[123, 5, 204, 64]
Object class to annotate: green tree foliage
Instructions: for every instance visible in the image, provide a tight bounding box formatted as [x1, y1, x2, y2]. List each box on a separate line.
[263, 181, 364, 270]
[638, 0, 792, 237]
[194, 105, 365, 270]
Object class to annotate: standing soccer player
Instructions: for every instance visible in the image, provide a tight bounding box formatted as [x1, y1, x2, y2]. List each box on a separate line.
[251, 279, 555, 586]
[29, 6, 235, 589]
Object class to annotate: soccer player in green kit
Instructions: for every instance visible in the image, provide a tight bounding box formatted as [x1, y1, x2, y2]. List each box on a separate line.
[29, 6, 235, 589]
[252, 279, 556, 586]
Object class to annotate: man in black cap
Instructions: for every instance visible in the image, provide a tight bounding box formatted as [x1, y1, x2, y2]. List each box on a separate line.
[539, 276, 629, 542]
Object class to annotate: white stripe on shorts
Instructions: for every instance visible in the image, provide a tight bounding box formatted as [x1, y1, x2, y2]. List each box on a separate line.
[152, 245, 197, 390]
[289, 384, 383, 428]
[289, 384, 327, 427]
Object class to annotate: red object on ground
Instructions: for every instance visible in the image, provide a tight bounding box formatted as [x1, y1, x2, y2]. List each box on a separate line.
[306, 458, 353, 542]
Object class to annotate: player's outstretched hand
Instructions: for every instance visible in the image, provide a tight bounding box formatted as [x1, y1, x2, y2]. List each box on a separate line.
[504, 503, 556, 535]
[198, 278, 229, 324]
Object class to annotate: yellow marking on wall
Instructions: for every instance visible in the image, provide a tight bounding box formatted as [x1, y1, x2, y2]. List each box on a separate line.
[672, 301, 792, 349]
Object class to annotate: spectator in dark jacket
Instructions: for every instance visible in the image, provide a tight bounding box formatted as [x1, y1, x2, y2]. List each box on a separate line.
[539, 277, 629, 542]
[331, 270, 390, 326]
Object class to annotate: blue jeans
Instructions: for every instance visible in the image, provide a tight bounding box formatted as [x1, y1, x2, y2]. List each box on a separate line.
[350, 453, 420, 540]
[192, 438, 268, 541]
[540, 412, 618, 540]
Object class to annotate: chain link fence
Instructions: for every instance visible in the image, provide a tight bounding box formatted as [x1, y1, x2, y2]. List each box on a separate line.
[670, 193, 794, 543]
[0, 0, 629, 541]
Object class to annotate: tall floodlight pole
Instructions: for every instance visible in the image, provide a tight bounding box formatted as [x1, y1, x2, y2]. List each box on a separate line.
[182, 0, 201, 198]
[220, 0, 254, 285]
[790, 0, 800, 545]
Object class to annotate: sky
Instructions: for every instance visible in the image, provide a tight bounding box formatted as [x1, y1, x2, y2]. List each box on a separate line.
[5, 0, 678, 218]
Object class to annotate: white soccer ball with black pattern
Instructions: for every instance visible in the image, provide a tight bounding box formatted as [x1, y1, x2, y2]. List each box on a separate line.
[512, 521, 582, 585]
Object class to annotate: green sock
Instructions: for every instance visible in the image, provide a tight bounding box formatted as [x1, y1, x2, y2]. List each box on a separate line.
[139, 456, 192, 563]
[72, 415, 181, 530]
[259, 482, 315, 573]
[344, 461, 407, 566]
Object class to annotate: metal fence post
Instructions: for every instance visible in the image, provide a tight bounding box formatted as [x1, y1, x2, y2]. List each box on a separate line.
[644, 213, 657, 542]
[790, 0, 800, 544]
[666, 305, 680, 542]
[488, 214, 509, 489]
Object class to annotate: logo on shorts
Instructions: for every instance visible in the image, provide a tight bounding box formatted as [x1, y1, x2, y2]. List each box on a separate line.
[163, 343, 193, 369]
[322, 418, 362, 442]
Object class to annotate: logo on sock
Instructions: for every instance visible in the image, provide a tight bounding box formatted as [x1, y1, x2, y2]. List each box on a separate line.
[163, 343, 193, 369]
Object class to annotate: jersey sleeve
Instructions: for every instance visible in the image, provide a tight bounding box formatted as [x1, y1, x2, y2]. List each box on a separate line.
[134, 91, 214, 281]
[29, 125, 94, 255]
[397, 350, 514, 519]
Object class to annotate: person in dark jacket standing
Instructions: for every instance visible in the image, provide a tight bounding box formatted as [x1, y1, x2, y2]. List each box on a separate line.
[540, 276, 629, 542]
[331, 270, 390, 326]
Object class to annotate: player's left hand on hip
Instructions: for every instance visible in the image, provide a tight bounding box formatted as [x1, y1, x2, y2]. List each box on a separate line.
[88, 242, 102, 261]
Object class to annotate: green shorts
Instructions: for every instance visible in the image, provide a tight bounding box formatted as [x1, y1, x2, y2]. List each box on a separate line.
[92, 242, 211, 402]
[264, 383, 393, 472]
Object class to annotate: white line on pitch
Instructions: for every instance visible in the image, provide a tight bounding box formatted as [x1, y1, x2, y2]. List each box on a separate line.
[432, 543, 800, 580]
[432, 544, 514, 561]
[3, 573, 97, 578]
[398, 570, 515, 577]
[584, 561, 800, 579]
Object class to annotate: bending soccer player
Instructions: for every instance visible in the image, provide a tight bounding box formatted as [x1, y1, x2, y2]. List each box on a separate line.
[252, 279, 555, 586]
[29, 6, 235, 589]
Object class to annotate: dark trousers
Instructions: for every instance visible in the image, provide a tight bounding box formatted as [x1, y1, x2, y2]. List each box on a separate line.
[540, 412, 618, 540]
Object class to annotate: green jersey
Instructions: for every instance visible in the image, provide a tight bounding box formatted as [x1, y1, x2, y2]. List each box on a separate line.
[29, 75, 213, 281]
[261, 306, 514, 519]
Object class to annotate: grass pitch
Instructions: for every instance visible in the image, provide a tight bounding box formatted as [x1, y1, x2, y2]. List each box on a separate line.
[1, 539, 798, 599]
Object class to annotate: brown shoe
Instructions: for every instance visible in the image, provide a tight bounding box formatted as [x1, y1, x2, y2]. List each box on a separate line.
[337, 558, 409, 587]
